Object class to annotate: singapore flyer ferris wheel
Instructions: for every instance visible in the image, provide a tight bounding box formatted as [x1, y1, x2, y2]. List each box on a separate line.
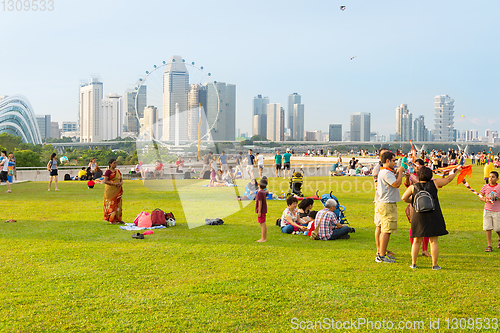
[133, 55, 221, 146]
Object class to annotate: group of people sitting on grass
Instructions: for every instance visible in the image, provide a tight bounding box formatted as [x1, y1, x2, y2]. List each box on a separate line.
[278, 196, 352, 240]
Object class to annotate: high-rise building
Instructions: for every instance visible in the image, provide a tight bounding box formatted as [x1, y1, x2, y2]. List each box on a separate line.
[252, 95, 269, 137]
[162, 55, 189, 142]
[329, 124, 342, 141]
[124, 86, 147, 135]
[396, 104, 412, 141]
[434, 95, 454, 142]
[413, 115, 428, 142]
[292, 103, 304, 141]
[50, 122, 60, 139]
[350, 112, 370, 141]
[79, 78, 103, 142]
[101, 94, 123, 141]
[266, 104, 284, 141]
[199, 82, 236, 141]
[36, 115, 51, 139]
[287, 93, 301, 138]
[143, 106, 158, 140]
[62, 122, 77, 133]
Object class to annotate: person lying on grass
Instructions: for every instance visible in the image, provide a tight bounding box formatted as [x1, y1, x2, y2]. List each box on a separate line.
[280, 196, 308, 234]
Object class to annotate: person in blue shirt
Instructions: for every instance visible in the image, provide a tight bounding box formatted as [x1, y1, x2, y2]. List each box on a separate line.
[218, 151, 229, 178]
[282, 149, 292, 179]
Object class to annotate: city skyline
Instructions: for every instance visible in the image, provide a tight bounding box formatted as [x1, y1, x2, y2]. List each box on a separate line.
[0, 0, 499, 139]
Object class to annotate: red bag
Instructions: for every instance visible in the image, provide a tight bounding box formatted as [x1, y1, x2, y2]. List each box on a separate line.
[151, 209, 167, 227]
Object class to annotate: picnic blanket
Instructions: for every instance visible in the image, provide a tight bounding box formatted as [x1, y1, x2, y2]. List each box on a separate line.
[119, 223, 167, 231]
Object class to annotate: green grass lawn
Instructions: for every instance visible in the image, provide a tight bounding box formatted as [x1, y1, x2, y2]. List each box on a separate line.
[1, 166, 500, 332]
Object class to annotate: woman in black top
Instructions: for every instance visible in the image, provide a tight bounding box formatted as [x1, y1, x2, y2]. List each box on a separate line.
[298, 198, 314, 223]
[402, 166, 460, 270]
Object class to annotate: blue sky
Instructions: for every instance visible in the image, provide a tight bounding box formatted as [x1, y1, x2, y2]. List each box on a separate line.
[1, 0, 499, 138]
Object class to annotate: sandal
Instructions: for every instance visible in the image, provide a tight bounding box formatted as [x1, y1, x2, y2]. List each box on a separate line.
[422, 251, 432, 257]
[485, 246, 493, 252]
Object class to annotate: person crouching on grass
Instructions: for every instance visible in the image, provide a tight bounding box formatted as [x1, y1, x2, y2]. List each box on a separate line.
[480, 171, 500, 252]
[255, 179, 268, 242]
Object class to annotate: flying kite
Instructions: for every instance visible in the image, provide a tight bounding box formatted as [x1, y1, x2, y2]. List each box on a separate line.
[340, 6, 346, 11]
[460, 115, 466, 118]
[350, 56, 357, 60]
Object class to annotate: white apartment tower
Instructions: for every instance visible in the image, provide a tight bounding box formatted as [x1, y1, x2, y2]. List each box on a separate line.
[80, 78, 103, 142]
[101, 94, 123, 141]
[396, 104, 412, 141]
[434, 95, 455, 142]
[162, 55, 189, 142]
[266, 103, 284, 141]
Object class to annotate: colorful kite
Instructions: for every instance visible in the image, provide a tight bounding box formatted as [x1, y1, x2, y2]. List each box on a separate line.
[350, 56, 357, 60]
[340, 6, 346, 11]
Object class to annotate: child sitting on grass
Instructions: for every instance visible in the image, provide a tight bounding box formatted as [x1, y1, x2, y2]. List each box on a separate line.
[480, 171, 500, 252]
[255, 179, 268, 242]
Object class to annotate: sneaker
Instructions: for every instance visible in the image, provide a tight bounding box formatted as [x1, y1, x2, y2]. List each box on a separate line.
[386, 254, 396, 260]
[339, 234, 350, 240]
[410, 264, 417, 269]
[375, 255, 394, 263]
[432, 265, 441, 270]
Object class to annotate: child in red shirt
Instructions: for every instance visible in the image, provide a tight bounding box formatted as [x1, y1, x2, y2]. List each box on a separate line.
[255, 179, 268, 242]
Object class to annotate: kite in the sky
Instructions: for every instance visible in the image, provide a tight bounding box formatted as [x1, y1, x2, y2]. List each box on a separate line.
[340, 6, 346, 11]
[350, 56, 357, 60]
[460, 115, 466, 118]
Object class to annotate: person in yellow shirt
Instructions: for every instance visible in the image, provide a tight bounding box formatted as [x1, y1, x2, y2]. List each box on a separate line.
[484, 154, 494, 184]
[78, 167, 87, 180]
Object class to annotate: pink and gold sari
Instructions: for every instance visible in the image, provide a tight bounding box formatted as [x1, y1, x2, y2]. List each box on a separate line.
[103, 169, 123, 223]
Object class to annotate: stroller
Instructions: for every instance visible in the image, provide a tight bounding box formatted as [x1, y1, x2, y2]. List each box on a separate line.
[320, 191, 355, 232]
[288, 169, 304, 197]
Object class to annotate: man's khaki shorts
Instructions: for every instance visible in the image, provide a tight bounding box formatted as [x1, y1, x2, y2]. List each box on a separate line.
[376, 202, 398, 234]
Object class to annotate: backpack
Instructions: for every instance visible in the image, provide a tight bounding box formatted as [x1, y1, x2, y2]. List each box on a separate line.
[413, 182, 435, 213]
[134, 211, 152, 228]
[151, 209, 167, 227]
[64, 174, 71, 181]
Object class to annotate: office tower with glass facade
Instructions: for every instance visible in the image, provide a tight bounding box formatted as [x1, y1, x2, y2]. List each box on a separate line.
[292, 103, 304, 141]
[350, 112, 370, 141]
[252, 95, 269, 137]
[329, 124, 342, 141]
[287, 93, 301, 138]
[162, 55, 189, 142]
[413, 115, 428, 142]
[36, 114, 51, 139]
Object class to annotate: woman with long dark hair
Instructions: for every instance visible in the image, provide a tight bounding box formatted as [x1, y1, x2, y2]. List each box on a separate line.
[402, 165, 460, 270]
[47, 153, 59, 191]
[103, 158, 124, 224]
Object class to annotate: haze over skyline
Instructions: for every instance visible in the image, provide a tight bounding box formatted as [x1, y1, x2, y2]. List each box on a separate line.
[1, 0, 498, 139]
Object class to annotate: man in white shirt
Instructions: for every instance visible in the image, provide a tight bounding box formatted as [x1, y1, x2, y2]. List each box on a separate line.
[376, 151, 405, 263]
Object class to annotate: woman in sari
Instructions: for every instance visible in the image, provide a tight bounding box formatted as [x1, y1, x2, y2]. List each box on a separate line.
[103, 158, 124, 224]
